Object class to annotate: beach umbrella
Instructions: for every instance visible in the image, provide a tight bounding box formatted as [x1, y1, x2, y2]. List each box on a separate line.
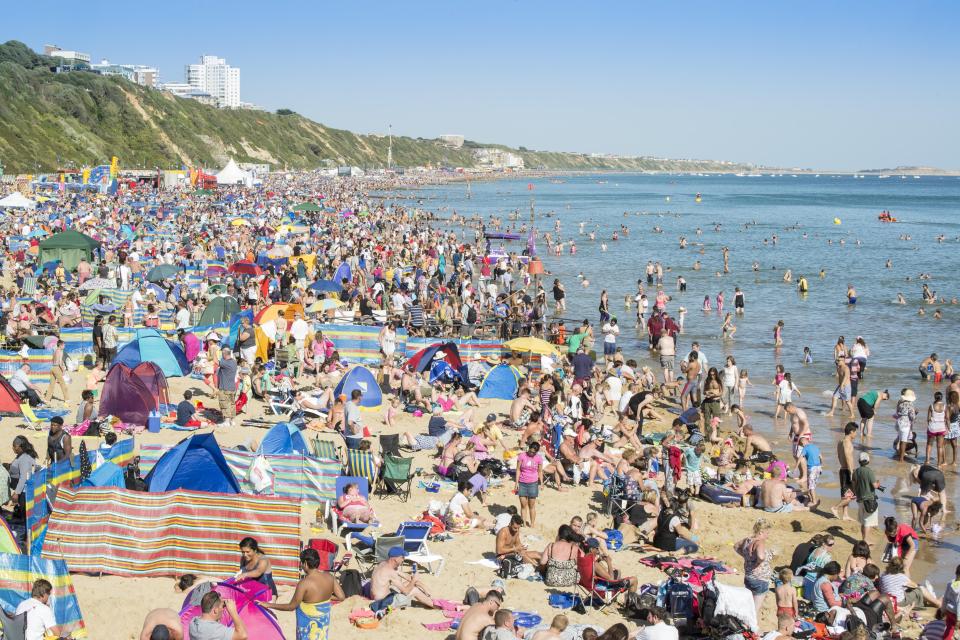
[193, 188, 214, 196]
[230, 218, 251, 227]
[292, 202, 321, 212]
[146, 264, 179, 283]
[206, 265, 227, 277]
[503, 336, 562, 357]
[308, 279, 341, 293]
[147, 283, 167, 301]
[308, 298, 344, 313]
[78, 277, 114, 291]
[228, 261, 262, 276]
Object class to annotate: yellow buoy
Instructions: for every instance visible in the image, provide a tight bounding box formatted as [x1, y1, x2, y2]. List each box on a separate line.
[833, 217, 841, 225]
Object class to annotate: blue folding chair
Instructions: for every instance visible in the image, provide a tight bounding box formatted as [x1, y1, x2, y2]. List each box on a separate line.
[328, 476, 377, 536]
[395, 521, 445, 575]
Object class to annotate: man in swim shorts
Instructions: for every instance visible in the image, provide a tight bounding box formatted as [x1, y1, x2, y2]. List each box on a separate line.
[263, 548, 345, 640]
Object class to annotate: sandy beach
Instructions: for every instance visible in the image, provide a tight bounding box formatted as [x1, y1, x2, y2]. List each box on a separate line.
[0, 367, 927, 639]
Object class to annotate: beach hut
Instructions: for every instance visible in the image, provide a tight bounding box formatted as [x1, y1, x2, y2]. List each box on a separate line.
[99, 362, 168, 425]
[145, 434, 241, 494]
[334, 366, 383, 409]
[198, 296, 241, 326]
[114, 329, 190, 377]
[477, 364, 521, 400]
[37, 229, 101, 271]
[259, 422, 309, 456]
[0, 376, 23, 416]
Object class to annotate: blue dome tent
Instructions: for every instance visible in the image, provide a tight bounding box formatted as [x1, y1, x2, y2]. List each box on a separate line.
[334, 366, 383, 410]
[144, 434, 240, 494]
[114, 329, 190, 377]
[477, 364, 521, 400]
[259, 422, 309, 456]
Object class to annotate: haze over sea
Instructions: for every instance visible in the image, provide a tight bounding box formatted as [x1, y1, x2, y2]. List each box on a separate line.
[420, 172, 960, 581]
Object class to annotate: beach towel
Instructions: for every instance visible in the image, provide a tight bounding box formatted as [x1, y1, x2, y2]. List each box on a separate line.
[297, 599, 331, 640]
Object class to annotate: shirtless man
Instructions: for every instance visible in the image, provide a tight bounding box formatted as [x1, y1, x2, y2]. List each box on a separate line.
[741, 424, 772, 459]
[760, 477, 808, 513]
[784, 403, 810, 460]
[456, 590, 504, 640]
[140, 609, 183, 640]
[369, 547, 435, 610]
[831, 423, 858, 521]
[262, 548, 345, 633]
[825, 359, 855, 418]
[509, 388, 535, 429]
[496, 515, 541, 566]
[532, 615, 569, 640]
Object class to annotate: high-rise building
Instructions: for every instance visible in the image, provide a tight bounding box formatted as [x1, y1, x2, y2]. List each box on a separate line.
[185, 55, 240, 108]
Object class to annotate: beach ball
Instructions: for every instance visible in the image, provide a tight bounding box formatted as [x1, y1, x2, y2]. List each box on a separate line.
[833, 218, 841, 225]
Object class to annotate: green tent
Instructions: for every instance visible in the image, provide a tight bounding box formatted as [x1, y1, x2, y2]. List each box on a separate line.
[38, 229, 100, 271]
[197, 296, 241, 326]
[292, 202, 321, 212]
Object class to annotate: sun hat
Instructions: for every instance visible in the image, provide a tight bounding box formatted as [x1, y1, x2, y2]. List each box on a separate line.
[900, 389, 917, 402]
[858, 452, 870, 463]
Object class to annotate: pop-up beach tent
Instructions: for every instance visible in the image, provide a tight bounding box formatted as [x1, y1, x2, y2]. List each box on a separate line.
[258, 422, 309, 456]
[405, 342, 463, 373]
[37, 229, 100, 271]
[334, 366, 383, 409]
[145, 434, 241, 494]
[114, 329, 190, 377]
[0, 376, 23, 416]
[477, 364, 521, 400]
[99, 362, 168, 425]
[198, 296, 241, 326]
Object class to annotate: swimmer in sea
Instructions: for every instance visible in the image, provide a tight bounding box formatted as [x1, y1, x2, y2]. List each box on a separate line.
[897, 293, 906, 305]
[581, 279, 590, 288]
[886, 259, 892, 268]
[819, 269, 826, 279]
[600, 243, 607, 252]
[783, 269, 793, 283]
[847, 284, 857, 305]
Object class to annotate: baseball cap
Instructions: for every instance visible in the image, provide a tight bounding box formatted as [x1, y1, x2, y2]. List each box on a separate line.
[858, 452, 870, 463]
[387, 547, 408, 558]
[486, 413, 497, 423]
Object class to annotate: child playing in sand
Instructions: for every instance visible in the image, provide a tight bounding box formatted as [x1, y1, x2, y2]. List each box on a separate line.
[775, 568, 798, 618]
[581, 512, 609, 542]
[384, 396, 400, 428]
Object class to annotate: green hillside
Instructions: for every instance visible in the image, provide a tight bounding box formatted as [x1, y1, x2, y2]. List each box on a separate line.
[0, 40, 757, 174]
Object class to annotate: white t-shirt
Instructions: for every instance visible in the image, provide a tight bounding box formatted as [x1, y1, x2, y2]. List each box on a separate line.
[777, 380, 795, 404]
[15, 597, 57, 640]
[176, 308, 191, 329]
[605, 376, 623, 402]
[636, 621, 679, 640]
[602, 323, 620, 343]
[289, 319, 309, 342]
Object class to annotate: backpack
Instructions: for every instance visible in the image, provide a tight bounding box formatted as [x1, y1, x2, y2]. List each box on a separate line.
[0, 608, 27, 640]
[623, 589, 658, 620]
[339, 569, 363, 598]
[498, 555, 523, 579]
[660, 578, 695, 629]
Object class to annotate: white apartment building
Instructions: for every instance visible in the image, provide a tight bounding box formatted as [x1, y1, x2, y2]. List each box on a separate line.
[43, 44, 91, 65]
[186, 55, 240, 108]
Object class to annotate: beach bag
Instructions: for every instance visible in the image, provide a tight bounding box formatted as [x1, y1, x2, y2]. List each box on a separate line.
[339, 570, 363, 598]
[604, 529, 624, 551]
[862, 496, 879, 514]
[248, 455, 274, 493]
[498, 554, 523, 579]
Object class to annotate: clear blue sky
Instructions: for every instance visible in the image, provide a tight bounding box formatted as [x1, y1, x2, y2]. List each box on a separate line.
[3, 1, 958, 170]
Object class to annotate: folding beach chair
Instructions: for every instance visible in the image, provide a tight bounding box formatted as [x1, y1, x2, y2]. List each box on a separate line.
[328, 476, 377, 537]
[346, 449, 378, 488]
[576, 554, 630, 612]
[311, 436, 341, 463]
[375, 455, 416, 502]
[395, 521, 445, 576]
[346, 535, 404, 574]
[379, 434, 402, 458]
[19, 404, 43, 429]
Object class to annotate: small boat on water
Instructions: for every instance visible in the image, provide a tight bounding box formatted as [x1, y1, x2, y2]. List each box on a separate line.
[878, 210, 898, 223]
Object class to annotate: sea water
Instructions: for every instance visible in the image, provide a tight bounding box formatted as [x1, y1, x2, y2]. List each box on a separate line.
[416, 173, 960, 584]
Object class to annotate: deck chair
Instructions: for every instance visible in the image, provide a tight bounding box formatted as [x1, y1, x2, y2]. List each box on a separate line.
[395, 521, 445, 575]
[346, 449, 378, 488]
[576, 554, 630, 612]
[328, 476, 377, 537]
[0, 607, 27, 640]
[379, 434, 402, 457]
[346, 535, 404, 574]
[376, 455, 416, 501]
[311, 436, 341, 463]
[19, 403, 44, 430]
[268, 389, 296, 416]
